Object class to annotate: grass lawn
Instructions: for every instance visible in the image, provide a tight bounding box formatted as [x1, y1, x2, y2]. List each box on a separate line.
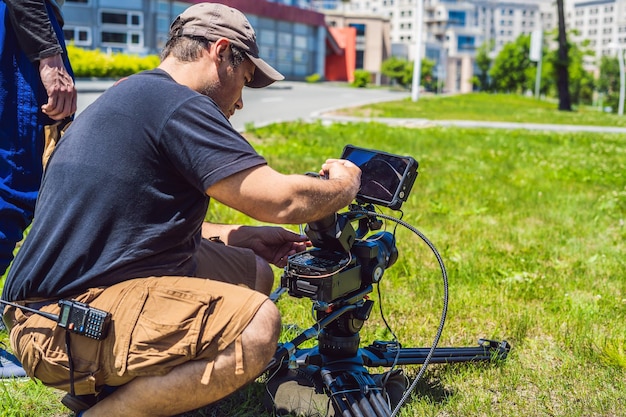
[2, 93, 625, 416]
[335, 92, 626, 128]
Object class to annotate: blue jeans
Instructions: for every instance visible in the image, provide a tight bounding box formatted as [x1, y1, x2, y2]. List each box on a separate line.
[0, 1, 73, 274]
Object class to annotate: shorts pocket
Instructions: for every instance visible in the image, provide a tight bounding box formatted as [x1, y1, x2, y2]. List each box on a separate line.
[11, 315, 98, 395]
[121, 286, 216, 377]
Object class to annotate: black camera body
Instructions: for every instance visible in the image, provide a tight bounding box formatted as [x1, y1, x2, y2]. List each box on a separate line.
[281, 146, 415, 305]
[282, 223, 398, 303]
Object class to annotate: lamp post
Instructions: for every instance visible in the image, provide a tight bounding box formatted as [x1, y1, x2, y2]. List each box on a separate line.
[618, 47, 625, 116]
[411, 0, 424, 102]
[609, 42, 625, 116]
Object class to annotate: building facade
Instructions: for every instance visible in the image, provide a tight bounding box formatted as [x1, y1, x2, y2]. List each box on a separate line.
[61, 0, 330, 81]
[324, 11, 392, 84]
[59, 0, 626, 91]
[567, 0, 626, 73]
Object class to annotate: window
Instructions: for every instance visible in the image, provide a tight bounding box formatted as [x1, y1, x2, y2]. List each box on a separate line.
[101, 30, 143, 48]
[449, 10, 466, 26]
[63, 26, 91, 46]
[349, 23, 366, 37]
[100, 10, 143, 28]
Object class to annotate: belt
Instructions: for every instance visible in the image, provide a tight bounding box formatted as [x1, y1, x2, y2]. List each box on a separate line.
[24, 300, 57, 310]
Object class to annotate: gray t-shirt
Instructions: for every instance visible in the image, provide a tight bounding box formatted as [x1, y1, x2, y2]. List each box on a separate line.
[3, 69, 266, 301]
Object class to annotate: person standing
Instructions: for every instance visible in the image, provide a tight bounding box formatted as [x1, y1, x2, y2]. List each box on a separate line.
[0, 0, 77, 275]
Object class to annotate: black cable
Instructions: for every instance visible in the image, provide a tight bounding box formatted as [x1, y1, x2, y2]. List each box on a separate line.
[347, 209, 449, 417]
[65, 330, 76, 397]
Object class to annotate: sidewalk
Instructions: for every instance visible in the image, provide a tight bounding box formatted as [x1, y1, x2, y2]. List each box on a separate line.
[75, 79, 117, 93]
[315, 113, 626, 134]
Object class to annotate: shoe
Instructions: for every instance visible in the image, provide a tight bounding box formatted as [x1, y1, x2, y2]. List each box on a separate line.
[0, 346, 27, 379]
[61, 393, 98, 413]
[61, 385, 118, 413]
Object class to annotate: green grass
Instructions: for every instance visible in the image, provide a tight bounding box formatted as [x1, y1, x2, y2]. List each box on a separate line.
[2, 93, 626, 416]
[337, 92, 626, 127]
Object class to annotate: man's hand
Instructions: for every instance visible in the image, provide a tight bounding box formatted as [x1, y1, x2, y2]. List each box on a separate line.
[228, 226, 310, 268]
[320, 158, 361, 198]
[39, 54, 77, 120]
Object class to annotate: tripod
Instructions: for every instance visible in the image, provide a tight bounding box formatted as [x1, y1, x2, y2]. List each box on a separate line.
[265, 285, 511, 417]
[264, 202, 511, 416]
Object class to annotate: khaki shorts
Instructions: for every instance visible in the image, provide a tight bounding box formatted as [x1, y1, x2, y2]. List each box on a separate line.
[4, 273, 268, 395]
[193, 238, 258, 289]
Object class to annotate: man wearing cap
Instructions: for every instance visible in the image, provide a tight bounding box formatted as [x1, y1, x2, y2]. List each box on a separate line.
[1, 2, 361, 416]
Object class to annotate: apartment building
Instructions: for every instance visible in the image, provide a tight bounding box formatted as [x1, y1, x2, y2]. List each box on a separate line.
[335, 0, 558, 92]
[567, 0, 626, 73]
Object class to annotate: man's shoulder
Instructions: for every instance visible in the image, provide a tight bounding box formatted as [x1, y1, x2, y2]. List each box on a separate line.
[120, 68, 214, 108]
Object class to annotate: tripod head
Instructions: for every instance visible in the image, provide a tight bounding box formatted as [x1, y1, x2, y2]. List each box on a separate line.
[281, 205, 398, 307]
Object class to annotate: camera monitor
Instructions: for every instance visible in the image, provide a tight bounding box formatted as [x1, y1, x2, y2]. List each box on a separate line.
[341, 145, 418, 210]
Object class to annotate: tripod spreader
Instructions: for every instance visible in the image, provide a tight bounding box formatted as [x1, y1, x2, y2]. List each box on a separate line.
[360, 338, 511, 367]
[278, 338, 510, 370]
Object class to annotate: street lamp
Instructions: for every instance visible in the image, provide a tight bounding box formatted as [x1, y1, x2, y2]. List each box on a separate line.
[609, 42, 625, 116]
[411, 0, 424, 102]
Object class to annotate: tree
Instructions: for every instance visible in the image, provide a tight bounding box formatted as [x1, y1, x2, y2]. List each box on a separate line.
[489, 34, 531, 93]
[380, 56, 436, 90]
[381, 56, 411, 87]
[598, 55, 621, 112]
[474, 39, 494, 91]
[555, 0, 572, 110]
[543, 31, 595, 105]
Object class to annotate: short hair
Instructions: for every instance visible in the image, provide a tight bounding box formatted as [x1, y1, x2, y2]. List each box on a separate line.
[161, 35, 247, 68]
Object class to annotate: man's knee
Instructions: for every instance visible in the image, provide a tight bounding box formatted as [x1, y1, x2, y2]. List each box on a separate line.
[243, 300, 281, 362]
[249, 299, 281, 342]
[255, 255, 274, 295]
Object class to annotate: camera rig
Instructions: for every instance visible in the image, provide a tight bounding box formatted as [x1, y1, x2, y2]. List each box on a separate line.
[264, 146, 510, 417]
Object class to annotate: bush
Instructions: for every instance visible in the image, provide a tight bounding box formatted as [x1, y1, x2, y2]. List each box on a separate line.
[305, 73, 322, 83]
[381, 56, 412, 88]
[67, 44, 160, 78]
[352, 69, 370, 88]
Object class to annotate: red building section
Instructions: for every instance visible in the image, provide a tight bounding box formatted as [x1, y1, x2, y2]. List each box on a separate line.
[325, 26, 356, 83]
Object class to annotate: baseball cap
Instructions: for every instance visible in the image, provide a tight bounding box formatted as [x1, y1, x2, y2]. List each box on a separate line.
[170, 2, 284, 88]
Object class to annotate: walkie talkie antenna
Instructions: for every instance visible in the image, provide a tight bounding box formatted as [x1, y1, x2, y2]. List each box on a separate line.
[0, 300, 59, 322]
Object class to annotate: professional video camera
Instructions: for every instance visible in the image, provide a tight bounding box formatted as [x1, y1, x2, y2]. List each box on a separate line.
[281, 144, 416, 306]
[265, 145, 510, 417]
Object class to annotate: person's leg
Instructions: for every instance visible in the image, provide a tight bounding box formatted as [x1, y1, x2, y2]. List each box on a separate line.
[194, 239, 276, 295]
[0, 3, 44, 274]
[0, 2, 72, 275]
[83, 299, 280, 417]
[255, 255, 274, 295]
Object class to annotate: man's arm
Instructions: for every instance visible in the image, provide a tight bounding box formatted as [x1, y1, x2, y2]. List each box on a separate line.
[206, 159, 361, 225]
[4, 0, 62, 62]
[39, 54, 77, 120]
[5, 0, 76, 120]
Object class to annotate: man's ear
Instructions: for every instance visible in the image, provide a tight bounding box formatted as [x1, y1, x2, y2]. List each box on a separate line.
[213, 38, 231, 62]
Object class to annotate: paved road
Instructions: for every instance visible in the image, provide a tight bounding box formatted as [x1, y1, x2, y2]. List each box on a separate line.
[76, 79, 626, 134]
[76, 79, 411, 132]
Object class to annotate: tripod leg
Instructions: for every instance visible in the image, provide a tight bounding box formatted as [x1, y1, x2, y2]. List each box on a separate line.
[367, 390, 391, 417]
[356, 392, 382, 417]
[344, 392, 366, 417]
[362, 372, 391, 417]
